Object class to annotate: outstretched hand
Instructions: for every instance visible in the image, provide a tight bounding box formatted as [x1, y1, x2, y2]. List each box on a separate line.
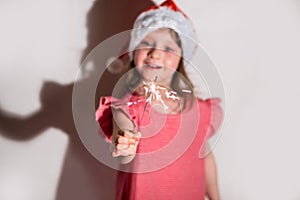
[112, 129, 141, 157]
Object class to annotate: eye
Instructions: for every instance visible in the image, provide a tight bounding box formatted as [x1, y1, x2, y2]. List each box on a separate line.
[165, 46, 174, 52]
[140, 40, 152, 47]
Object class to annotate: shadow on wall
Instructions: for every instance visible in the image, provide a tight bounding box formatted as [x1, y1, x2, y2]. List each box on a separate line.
[0, 0, 154, 200]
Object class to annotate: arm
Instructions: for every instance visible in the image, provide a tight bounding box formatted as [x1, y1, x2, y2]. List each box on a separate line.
[112, 110, 140, 164]
[205, 151, 220, 200]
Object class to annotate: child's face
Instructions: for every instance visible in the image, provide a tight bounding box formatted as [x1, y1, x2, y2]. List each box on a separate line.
[134, 28, 182, 86]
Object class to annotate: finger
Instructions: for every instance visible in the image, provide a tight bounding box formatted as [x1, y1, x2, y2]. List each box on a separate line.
[117, 136, 137, 145]
[124, 130, 141, 141]
[113, 143, 137, 156]
[116, 143, 130, 150]
[112, 149, 129, 157]
[125, 144, 137, 155]
[117, 144, 137, 156]
[112, 129, 127, 146]
[112, 149, 121, 157]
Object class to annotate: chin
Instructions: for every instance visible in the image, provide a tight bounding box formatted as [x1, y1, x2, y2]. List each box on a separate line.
[140, 72, 159, 82]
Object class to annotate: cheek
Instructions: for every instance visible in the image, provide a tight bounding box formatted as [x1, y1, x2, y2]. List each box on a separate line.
[165, 54, 181, 70]
[134, 50, 147, 66]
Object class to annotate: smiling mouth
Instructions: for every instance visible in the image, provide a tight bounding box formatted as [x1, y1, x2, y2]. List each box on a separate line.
[144, 63, 163, 69]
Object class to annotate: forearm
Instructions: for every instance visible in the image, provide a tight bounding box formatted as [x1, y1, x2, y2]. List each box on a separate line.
[116, 154, 136, 164]
[205, 152, 220, 200]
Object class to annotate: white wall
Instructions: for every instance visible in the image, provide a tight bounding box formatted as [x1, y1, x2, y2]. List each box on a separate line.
[187, 1, 300, 199]
[0, 0, 300, 199]
[0, 0, 93, 199]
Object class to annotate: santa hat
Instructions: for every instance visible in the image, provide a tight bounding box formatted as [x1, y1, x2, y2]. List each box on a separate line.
[129, 0, 198, 65]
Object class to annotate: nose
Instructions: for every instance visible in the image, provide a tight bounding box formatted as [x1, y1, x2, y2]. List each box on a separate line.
[148, 48, 162, 60]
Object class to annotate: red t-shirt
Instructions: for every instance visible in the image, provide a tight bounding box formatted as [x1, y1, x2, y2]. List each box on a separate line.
[96, 93, 223, 200]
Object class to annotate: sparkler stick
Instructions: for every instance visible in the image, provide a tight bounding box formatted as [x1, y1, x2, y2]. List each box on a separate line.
[138, 76, 158, 131]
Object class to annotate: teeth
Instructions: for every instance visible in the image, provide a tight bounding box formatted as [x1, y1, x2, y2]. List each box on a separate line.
[146, 64, 162, 69]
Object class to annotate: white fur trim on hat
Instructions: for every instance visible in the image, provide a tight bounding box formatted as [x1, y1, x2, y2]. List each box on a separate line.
[129, 6, 198, 66]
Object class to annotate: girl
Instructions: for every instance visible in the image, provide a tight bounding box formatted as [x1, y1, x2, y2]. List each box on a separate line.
[96, 0, 223, 199]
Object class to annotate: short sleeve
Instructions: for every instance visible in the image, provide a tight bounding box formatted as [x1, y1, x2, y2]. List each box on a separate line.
[208, 98, 223, 138]
[197, 98, 223, 158]
[199, 98, 223, 139]
[95, 95, 145, 142]
[95, 96, 116, 142]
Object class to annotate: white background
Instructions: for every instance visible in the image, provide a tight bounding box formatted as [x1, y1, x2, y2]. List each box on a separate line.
[1, 0, 300, 199]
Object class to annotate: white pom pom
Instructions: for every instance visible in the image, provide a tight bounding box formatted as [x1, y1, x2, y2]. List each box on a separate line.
[106, 56, 124, 74]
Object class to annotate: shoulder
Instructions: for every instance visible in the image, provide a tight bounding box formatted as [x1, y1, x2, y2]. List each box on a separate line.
[96, 95, 130, 121]
[196, 97, 223, 138]
[196, 97, 222, 112]
[196, 97, 221, 106]
[96, 94, 142, 126]
[195, 97, 223, 124]
[95, 95, 131, 141]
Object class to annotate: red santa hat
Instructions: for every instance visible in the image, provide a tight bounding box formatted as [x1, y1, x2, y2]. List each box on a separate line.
[129, 0, 198, 66]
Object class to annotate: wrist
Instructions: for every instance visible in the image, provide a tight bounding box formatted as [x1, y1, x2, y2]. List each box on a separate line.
[118, 154, 136, 164]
